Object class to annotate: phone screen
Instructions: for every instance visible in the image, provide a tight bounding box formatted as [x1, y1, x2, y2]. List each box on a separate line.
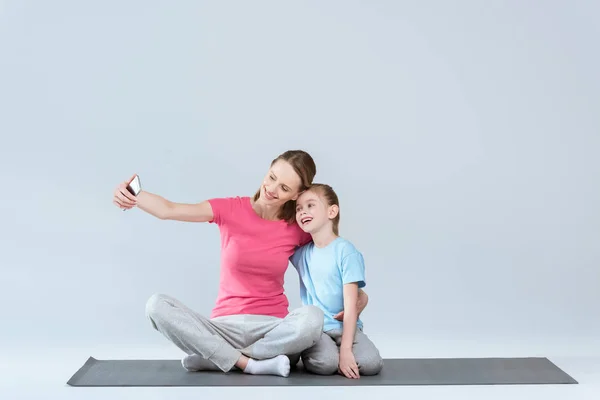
[126, 175, 141, 196]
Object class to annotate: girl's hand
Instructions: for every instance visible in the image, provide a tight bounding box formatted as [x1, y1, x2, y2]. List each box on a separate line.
[338, 348, 360, 379]
[113, 174, 138, 210]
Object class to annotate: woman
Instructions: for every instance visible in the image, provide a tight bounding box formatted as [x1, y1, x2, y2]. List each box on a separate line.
[112, 150, 369, 377]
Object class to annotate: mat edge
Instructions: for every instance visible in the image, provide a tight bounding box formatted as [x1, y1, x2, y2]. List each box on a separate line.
[76, 356, 552, 362]
[544, 357, 579, 384]
[66, 356, 98, 386]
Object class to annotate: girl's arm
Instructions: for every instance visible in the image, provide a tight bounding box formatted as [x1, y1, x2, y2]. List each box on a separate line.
[339, 282, 360, 378]
[332, 288, 368, 321]
[341, 283, 359, 350]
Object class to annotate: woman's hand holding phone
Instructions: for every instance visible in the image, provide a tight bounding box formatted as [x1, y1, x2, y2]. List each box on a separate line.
[113, 174, 139, 210]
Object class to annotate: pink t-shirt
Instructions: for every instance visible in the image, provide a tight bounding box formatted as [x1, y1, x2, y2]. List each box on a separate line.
[207, 196, 312, 319]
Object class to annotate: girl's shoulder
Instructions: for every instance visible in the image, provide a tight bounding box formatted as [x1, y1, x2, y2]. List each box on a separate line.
[331, 237, 362, 258]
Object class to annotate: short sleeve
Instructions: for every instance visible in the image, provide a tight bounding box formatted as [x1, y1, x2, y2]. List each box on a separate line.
[207, 197, 236, 225]
[340, 251, 366, 288]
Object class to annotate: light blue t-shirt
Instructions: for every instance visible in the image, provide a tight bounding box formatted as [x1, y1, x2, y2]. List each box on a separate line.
[290, 236, 366, 332]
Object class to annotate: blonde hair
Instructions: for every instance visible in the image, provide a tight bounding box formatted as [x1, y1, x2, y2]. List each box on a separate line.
[306, 183, 340, 235]
[253, 150, 317, 224]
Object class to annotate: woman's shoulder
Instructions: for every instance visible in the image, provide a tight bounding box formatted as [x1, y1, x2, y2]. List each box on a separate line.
[215, 195, 250, 202]
[206, 196, 251, 224]
[208, 195, 250, 208]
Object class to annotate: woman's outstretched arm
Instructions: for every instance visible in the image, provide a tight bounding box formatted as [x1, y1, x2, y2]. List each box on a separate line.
[113, 175, 214, 222]
[137, 192, 213, 222]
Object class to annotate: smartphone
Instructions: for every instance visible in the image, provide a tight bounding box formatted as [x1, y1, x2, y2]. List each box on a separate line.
[122, 175, 142, 211]
[126, 174, 142, 196]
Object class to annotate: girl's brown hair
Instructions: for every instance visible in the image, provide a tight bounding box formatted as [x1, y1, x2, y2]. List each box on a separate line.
[253, 150, 316, 223]
[307, 183, 340, 235]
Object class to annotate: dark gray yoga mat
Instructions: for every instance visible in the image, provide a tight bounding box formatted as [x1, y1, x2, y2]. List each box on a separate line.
[67, 357, 577, 386]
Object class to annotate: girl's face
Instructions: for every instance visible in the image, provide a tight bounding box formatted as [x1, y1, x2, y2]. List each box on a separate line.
[257, 160, 302, 207]
[295, 190, 336, 234]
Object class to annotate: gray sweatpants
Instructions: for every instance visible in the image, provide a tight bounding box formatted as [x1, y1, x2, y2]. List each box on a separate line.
[301, 328, 384, 376]
[145, 293, 324, 372]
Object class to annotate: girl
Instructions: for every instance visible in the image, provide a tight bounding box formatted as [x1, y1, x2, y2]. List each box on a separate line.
[291, 183, 384, 379]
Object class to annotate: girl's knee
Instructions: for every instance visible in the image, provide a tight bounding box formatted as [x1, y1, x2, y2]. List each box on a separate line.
[358, 355, 384, 376]
[303, 355, 338, 375]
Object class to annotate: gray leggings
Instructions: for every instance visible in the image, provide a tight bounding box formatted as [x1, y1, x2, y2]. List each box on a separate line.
[301, 328, 384, 375]
[145, 293, 324, 372]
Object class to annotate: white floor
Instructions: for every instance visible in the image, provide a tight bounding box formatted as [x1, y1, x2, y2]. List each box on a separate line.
[2, 338, 600, 400]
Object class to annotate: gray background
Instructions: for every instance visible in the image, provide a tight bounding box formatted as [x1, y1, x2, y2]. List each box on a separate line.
[1, 0, 599, 366]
